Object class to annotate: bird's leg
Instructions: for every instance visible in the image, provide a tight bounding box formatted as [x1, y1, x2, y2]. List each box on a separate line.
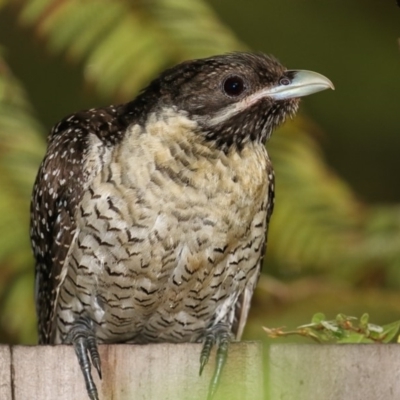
[208, 332, 230, 400]
[66, 317, 101, 400]
[199, 323, 232, 400]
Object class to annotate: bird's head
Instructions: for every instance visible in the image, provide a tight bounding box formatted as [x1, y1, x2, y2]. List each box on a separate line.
[136, 52, 333, 151]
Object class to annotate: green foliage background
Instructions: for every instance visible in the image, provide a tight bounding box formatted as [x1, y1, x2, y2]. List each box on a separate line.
[0, 0, 399, 345]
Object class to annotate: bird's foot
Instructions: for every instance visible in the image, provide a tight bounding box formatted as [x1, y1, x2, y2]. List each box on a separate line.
[66, 317, 101, 400]
[199, 323, 232, 400]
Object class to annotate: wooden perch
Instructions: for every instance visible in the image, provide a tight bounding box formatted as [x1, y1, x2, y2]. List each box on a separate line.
[2, 342, 400, 399]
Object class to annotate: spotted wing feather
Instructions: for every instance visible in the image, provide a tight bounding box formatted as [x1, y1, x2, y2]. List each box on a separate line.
[30, 106, 128, 343]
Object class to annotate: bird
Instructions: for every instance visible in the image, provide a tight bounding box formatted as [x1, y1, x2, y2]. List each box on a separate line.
[30, 52, 333, 400]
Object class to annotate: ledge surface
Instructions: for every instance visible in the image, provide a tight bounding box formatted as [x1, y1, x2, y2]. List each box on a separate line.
[3, 342, 399, 399]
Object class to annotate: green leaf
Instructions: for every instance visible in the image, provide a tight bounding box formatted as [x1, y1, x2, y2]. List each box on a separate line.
[360, 313, 369, 328]
[380, 320, 400, 343]
[311, 312, 326, 324]
[338, 333, 374, 344]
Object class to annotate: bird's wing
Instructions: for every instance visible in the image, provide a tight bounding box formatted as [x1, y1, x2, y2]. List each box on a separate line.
[30, 107, 127, 343]
[231, 167, 275, 340]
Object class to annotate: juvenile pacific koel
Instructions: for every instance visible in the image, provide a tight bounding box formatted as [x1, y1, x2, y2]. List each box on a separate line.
[30, 52, 333, 400]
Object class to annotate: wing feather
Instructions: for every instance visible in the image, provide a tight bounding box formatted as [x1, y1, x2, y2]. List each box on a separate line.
[30, 106, 128, 343]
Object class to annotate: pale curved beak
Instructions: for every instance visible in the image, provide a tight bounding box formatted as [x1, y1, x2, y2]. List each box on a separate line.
[265, 70, 334, 100]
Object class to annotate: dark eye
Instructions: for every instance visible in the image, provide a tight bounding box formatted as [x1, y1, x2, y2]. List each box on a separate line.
[279, 77, 291, 86]
[223, 76, 245, 97]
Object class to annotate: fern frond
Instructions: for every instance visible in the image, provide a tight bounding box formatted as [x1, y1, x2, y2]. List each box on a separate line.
[18, 0, 244, 99]
[0, 54, 44, 342]
[268, 119, 363, 272]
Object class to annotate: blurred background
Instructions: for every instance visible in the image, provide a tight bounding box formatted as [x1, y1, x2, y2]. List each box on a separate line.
[0, 0, 399, 346]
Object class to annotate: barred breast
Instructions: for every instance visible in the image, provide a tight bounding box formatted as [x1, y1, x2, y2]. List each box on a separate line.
[53, 110, 270, 344]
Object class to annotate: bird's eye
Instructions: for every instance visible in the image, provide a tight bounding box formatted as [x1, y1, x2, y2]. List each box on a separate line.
[279, 77, 291, 86]
[223, 76, 245, 97]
